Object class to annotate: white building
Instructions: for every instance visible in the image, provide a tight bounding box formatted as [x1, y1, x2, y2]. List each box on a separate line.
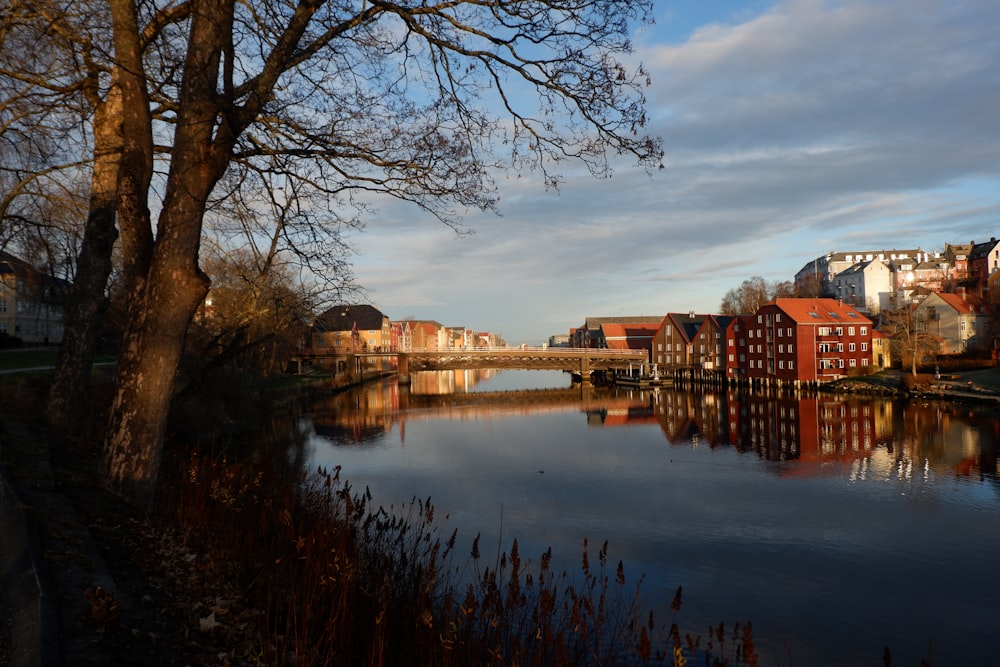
[831, 259, 893, 314]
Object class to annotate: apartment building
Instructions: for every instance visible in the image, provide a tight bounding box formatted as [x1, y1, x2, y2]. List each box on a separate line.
[743, 298, 874, 385]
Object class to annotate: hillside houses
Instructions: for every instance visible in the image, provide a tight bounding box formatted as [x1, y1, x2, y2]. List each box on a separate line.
[576, 233, 1000, 383]
[794, 248, 924, 300]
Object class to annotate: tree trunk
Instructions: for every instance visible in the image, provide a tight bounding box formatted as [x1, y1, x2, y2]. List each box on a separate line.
[47, 84, 123, 433]
[101, 0, 232, 511]
[101, 241, 209, 511]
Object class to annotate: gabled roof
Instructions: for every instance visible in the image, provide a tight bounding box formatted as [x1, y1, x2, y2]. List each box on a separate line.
[922, 291, 983, 315]
[0, 250, 71, 300]
[404, 320, 445, 336]
[767, 298, 872, 325]
[666, 312, 708, 342]
[709, 314, 735, 330]
[970, 237, 1000, 260]
[314, 304, 387, 332]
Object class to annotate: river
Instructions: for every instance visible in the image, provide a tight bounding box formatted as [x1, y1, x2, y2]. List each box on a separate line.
[302, 369, 1000, 666]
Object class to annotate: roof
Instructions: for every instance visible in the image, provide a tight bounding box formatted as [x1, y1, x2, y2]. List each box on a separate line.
[0, 250, 71, 300]
[922, 291, 983, 315]
[666, 312, 708, 342]
[583, 315, 662, 330]
[404, 320, 445, 336]
[767, 298, 872, 325]
[600, 323, 657, 351]
[314, 304, 387, 332]
[970, 237, 1000, 260]
[710, 315, 735, 330]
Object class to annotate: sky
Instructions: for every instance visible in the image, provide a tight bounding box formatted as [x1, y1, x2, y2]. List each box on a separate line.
[346, 0, 1000, 345]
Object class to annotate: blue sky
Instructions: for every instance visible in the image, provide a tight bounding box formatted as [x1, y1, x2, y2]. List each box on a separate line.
[347, 0, 1000, 345]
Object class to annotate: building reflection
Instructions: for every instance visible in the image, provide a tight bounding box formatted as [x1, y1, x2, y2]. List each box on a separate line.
[307, 372, 999, 482]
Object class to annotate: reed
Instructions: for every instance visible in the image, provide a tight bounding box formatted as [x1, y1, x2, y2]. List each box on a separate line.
[160, 448, 759, 666]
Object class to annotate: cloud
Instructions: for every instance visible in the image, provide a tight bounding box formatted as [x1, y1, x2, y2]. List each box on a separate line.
[349, 0, 1000, 342]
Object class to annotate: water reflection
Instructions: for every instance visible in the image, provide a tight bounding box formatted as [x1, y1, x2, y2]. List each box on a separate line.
[309, 372, 1000, 487]
[302, 370, 1000, 665]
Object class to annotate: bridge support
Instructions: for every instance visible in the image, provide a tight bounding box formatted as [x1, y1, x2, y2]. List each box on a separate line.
[398, 353, 410, 384]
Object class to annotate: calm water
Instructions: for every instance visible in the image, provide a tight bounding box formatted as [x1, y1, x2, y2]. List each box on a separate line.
[303, 370, 1000, 666]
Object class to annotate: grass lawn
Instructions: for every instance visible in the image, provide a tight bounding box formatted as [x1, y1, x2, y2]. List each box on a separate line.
[958, 366, 1000, 392]
[0, 349, 117, 372]
[0, 349, 59, 371]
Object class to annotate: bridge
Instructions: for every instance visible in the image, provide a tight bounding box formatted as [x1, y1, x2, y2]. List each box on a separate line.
[391, 347, 648, 382]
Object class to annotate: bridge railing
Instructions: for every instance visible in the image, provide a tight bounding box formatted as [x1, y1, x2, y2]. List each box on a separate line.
[401, 346, 644, 354]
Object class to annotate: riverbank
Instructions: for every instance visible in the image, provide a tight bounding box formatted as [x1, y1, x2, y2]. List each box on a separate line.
[823, 367, 1000, 403]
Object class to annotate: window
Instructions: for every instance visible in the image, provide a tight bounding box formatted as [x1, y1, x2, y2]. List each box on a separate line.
[758, 315, 763, 323]
[778, 344, 784, 353]
[0, 298, 5, 313]
[657, 343, 662, 351]
[728, 338, 735, 347]
[860, 327, 867, 335]
[818, 326, 831, 336]
[728, 353, 735, 362]
[789, 360, 794, 369]
[778, 360, 784, 369]
[836, 327, 843, 336]
[776, 314, 782, 322]
[788, 344, 794, 353]
[788, 328, 793, 336]
[861, 342, 868, 352]
[849, 343, 856, 352]
[862, 358, 869, 366]
[961, 320, 967, 331]
[849, 358, 857, 367]
[848, 327, 855, 336]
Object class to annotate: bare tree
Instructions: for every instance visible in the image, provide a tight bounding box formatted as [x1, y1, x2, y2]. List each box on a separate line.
[0, 0, 126, 430]
[11, 0, 661, 509]
[882, 304, 941, 376]
[718, 276, 792, 315]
